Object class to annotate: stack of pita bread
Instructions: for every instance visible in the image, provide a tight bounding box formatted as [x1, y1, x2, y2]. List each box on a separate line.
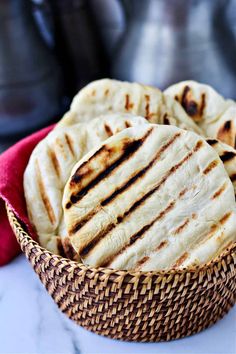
[24, 79, 236, 271]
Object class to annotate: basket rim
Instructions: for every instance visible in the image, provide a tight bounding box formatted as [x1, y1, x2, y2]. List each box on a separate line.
[7, 203, 236, 278]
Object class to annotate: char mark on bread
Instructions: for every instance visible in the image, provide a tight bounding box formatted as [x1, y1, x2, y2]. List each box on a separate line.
[65, 133, 75, 157]
[69, 132, 182, 235]
[35, 160, 56, 224]
[66, 128, 154, 209]
[78, 141, 203, 259]
[220, 151, 236, 163]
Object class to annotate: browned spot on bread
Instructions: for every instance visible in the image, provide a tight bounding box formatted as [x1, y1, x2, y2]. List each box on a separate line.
[203, 160, 219, 174]
[35, 160, 56, 224]
[156, 240, 168, 251]
[222, 120, 231, 131]
[181, 86, 199, 119]
[67, 128, 154, 208]
[174, 95, 179, 102]
[65, 133, 75, 157]
[125, 94, 134, 110]
[230, 173, 236, 182]
[91, 89, 96, 96]
[199, 93, 206, 117]
[173, 218, 190, 235]
[179, 188, 187, 198]
[125, 121, 131, 128]
[217, 120, 234, 147]
[104, 123, 113, 137]
[104, 89, 109, 96]
[207, 139, 218, 146]
[145, 94, 151, 120]
[163, 113, 170, 125]
[211, 215, 229, 231]
[212, 183, 227, 199]
[62, 237, 78, 260]
[49, 148, 60, 177]
[219, 212, 232, 225]
[195, 140, 203, 151]
[220, 151, 236, 163]
[136, 256, 150, 268]
[70, 144, 114, 186]
[71, 165, 93, 184]
[173, 252, 189, 268]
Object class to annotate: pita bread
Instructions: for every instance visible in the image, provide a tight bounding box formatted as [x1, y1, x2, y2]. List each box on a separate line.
[165, 80, 236, 147]
[207, 138, 236, 196]
[63, 124, 236, 271]
[58, 78, 203, 135]
[24, 114, 149, 257]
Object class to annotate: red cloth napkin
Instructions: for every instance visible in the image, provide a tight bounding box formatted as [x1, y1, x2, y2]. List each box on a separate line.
[0, 125, 54, 266]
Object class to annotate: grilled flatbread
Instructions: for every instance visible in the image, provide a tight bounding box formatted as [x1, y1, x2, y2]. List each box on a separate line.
[63, 124, 236, 271]
[24, 114, 149, 256]
[165, 80, 236, 148]
[58, 78, 203, 135]
[207, 138, 236, 196]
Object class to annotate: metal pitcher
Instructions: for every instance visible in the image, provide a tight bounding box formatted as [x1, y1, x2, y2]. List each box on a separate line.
[0, 0, 63, 139]
[112, 0, 236, 99]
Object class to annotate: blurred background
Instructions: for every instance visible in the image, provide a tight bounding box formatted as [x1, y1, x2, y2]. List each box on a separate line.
[0, 0, 236, 151]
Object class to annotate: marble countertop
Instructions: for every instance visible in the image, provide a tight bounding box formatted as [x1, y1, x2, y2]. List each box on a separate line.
[0, 255, 235, 354]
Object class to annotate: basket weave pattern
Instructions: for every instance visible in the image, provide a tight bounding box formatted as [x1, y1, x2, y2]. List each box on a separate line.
[7, 205, 236, 342]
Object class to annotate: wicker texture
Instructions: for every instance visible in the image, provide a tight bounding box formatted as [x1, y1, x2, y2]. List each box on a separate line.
[7, 205, 236, 342]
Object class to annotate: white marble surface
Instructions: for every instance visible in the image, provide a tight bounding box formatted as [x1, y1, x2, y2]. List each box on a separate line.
[0, 255, 235, 354]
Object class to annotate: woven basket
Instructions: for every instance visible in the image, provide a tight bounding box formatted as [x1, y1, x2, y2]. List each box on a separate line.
[7, 204, 236, 342]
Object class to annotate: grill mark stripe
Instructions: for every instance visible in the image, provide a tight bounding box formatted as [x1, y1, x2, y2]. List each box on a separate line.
[125, 94, 134, 110]
[124, 140, 202, 218]
[173, 218, 190, 235]
[172, 212, 232, 268]
[67, 128, 154, 208]
[173, 252, 189, 268]
[136, 256, 150, 268]
[70, 132, 182, 234]
[103, 188, 187, 267]
[145, 94, 150, 119]
[70, 142, 116, 186]
[220, 151, 236, 163]
[35, 160, 56, 224]
[136, 240, 169, 270]
[80, 223, 115, 257]
[65, 133, 75, 157]
[199, 93, 206, 116]
[101, 132, 182, 207]
[203, 160, 219, 175]
[104, 124, 113, 137]
[212, 183, 227, 199]
[79, 140, 203, 258]
[156, 240, 168, 251]
[207, 139, 218, 146]
[129, 201, 175, 246]
[49, 148, 60, 177]
[100, 201, 175, 268]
